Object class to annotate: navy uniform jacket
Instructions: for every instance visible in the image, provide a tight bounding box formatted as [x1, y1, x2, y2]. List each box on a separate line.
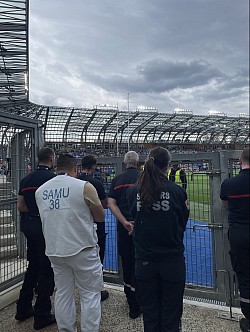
[127, 180, 189, 262]
[108, 167, 140, 235]
[220, 169, 250, 228]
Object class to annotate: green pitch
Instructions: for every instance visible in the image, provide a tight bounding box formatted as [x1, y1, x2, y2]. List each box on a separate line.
[186, 173, 210, 223]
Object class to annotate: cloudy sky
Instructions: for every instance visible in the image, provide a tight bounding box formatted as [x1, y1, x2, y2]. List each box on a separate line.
[29, 0, 249, 116]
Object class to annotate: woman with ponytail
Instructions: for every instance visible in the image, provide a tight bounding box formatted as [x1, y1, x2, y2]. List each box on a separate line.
[127, 147, 189, 332]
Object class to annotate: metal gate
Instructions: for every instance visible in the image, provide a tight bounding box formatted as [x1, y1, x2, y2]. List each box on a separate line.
[0, 135, 242, 307]
[94, 152, 241, 307]
[0, 111, 41, 292]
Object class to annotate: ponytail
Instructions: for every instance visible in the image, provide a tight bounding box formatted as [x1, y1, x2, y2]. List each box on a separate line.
[137, 147, 171, 209]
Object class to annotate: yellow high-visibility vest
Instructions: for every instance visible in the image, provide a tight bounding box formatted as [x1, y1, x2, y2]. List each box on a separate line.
[167, 169, 181, 186]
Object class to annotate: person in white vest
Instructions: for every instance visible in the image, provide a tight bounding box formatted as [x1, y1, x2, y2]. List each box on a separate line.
[35, 153, 105, 332]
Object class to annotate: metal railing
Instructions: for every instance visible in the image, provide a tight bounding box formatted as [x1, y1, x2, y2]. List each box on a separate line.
[0, 138, 242, 307]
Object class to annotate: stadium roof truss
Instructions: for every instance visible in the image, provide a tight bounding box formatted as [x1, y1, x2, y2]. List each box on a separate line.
[0, 0, 249, 146]
[1, 103, 248, 145]
[0, 0, 28, 107]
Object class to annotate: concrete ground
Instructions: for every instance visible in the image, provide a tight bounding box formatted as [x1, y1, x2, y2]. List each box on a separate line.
[0, 284, 242, 332]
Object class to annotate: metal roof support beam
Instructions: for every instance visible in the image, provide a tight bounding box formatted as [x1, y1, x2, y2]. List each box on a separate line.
[80, 110, 97, 142]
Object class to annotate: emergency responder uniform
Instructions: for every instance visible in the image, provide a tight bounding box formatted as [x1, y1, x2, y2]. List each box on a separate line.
[220, 168, 250, 329]
[16, 165, 56, 328]
[127, 180, 189, 332]
[167, 167, 187, 191]
[108, 167, 140, 316]
[35, 174, 103, 332]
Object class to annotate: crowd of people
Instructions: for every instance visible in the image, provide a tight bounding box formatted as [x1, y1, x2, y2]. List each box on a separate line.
[15, 146, 249, 332]
[49, 145, 227, 159]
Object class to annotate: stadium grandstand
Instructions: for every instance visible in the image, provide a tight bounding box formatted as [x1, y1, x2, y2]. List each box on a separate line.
[1, 102, 249, 158]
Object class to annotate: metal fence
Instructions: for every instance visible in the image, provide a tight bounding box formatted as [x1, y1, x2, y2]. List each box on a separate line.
[93, 153, 242, 306]
[0, 112, 40, 292]
[0, 122, 242, 307]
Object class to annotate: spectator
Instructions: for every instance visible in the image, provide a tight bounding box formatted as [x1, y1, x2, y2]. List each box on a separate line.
[127, 147, 189, 332]
[35, 154, 104, 332]
[15, 147, 56, 330]
[78, 154, 109, 302]
[220, 147, 250, 332]
[108, 151, 142, 319]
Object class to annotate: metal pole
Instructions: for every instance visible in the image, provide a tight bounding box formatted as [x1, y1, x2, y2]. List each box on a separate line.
[116, 107, 119, 157]
[127, 93, 130, 151]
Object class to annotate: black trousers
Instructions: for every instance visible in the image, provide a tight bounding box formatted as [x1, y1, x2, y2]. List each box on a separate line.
[118, 228, 138, 307]
[135, 257, 185, 332]
[228, 226, 250, 321]
[96, 222, 106, 265]
[19, 217, 54, 318]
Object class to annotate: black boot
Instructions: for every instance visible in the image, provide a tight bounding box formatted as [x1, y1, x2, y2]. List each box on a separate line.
[240, 318, 250, 332]
[129, 305, 142, 319]
[15, 301, 34, 321]
[33, 313, 56, 330]
[101, 290, 109, 302]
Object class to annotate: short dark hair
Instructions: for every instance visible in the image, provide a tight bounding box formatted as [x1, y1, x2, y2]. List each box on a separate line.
[241, 147, 250, 164]
[37, 147, 54, 163]
[171, 163, 179, 168]
[57, 154, 76, 171]
[81, 155, 96, 169]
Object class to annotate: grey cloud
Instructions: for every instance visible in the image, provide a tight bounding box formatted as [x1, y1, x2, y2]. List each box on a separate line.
[136, 59, 223, 90]
[28, 0, 249, 116]
[84, 59, 224, 93]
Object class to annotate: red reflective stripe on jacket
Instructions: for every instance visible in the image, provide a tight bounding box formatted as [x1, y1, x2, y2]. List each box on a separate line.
[20, 187, 39, 192]
[114, 184, 134, 191]
[228, 194, 250, 199]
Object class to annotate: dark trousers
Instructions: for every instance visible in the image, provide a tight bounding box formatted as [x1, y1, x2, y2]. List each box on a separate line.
[96, 222, 106, 265]
[118, 229, 138, 307]
[19, 217, 54, 318]
[135, 257, 185, 332]
[228, 226, 250, 321]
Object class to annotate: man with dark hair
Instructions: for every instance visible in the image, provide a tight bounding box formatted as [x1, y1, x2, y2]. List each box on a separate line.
[35, 154, 105, 332]
[167, 163, 187, 191]
[108, 151, 142, 319]
[16, 147, 56, 330]
[78, 155, 109, 301]
[220, 147, 250, 332]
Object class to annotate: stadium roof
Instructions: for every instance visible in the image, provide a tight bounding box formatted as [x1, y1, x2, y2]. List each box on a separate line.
[1, 102, 249, 145]
[0, 0, 28, 107]
[0, 0, 249, 146]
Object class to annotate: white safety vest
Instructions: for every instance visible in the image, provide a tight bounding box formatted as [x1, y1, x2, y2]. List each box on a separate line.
[35, 175, 98, 257]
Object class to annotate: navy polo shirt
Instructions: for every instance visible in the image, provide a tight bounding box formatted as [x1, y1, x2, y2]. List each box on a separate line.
[108, 167, 140, 233]
[78, 173, 107, 236]
[220, 169, 250, 227]
[78, 173, 106, 202]
[18, 165, 56, 216]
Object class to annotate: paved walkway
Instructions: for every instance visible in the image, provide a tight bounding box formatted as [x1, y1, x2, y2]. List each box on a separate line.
[0, 285, 242, 331]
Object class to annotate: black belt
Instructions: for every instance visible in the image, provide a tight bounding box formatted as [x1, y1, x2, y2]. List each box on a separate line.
[29, 215, 40, 219]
